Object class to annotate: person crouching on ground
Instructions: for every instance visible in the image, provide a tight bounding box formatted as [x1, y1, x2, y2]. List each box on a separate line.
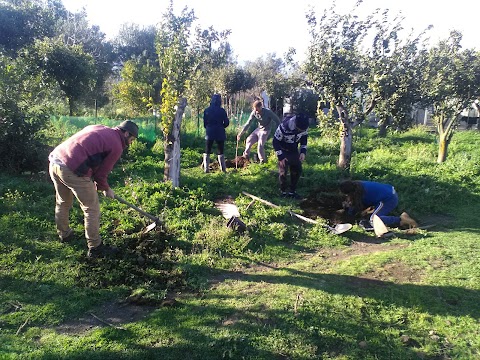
[272, 113, 309, 199]
[202, 94, 229, 173]
[237, 100, 280, 164]
[339, 180, 418, 230]
[48, 120, 138, 258]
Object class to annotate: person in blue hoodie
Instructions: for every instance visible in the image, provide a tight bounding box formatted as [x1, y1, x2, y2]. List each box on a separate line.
[340, 180, 418, 230]
[272, 113, 309, 198]
[202, 94, 229, 173]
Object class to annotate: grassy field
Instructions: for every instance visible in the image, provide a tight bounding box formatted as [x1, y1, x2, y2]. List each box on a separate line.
[1, 118, 479, 359]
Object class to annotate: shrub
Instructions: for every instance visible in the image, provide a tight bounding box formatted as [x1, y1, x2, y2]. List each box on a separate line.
[0, 99, 50, 173]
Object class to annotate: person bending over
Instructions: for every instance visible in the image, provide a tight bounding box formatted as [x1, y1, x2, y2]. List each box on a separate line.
[340, 180, 417, 230]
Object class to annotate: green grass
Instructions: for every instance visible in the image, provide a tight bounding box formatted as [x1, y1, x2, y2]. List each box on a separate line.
[1, 119, 479, 359]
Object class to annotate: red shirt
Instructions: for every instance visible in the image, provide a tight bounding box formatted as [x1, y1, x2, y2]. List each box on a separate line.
[50, 125, 127, 191]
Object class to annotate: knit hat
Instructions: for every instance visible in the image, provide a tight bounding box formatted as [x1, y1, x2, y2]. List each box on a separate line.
[117, 120, 139, 138]
[295, 113, 309, 131]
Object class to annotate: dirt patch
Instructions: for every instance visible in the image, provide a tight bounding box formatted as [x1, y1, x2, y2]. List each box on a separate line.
[317, 242, 410, 263]
[227, 156, 250, 169]
[300, 187, 356, 225]
[56, 301, 157, 335]
[206, 156, 250, 171]
[354, 261, 423, 285]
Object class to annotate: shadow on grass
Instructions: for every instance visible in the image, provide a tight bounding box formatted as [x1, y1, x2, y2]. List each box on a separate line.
[197, 264, 480, 320]
[27, 287, 430, 360]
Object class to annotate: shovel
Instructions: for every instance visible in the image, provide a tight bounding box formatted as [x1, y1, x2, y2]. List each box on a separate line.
[114, 195, 161, 233]
[242, 191, 352, 235]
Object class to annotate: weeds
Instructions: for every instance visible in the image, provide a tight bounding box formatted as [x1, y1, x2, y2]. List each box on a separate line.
[1, 119, 480, 359]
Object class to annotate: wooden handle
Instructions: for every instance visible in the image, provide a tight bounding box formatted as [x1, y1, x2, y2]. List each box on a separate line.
[242, 191, 336, 230]
[114, 195, 160, 223]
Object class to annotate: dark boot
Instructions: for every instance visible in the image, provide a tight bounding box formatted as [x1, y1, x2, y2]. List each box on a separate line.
[218, 154, 226, 173]
[87, 243, 119, 259]
[202, 153, 210, 173]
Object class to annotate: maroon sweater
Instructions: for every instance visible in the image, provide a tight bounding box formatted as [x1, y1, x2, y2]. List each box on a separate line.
[50, 125, 127, 191]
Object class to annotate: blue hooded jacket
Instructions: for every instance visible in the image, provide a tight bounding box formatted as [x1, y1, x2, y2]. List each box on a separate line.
[203, 94, 229, 141]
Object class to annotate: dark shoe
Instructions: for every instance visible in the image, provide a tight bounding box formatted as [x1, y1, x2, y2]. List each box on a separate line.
[359, 219, 374, 231]
[60, 229, 75, 243]
[287, 192, 302, 199]
[378, 231, 395, 239]
[87, 243, 119, 259]
[280, 191, 288, 197]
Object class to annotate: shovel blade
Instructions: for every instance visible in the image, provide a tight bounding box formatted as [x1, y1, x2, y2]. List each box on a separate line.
[372, 215, 389, 237]
[142, 221, 157, 234]
[331, 223, 352, 235]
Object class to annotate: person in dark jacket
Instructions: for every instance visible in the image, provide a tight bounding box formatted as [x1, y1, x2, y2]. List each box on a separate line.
[339, 180, 418, 230]
[203, 94, 229, 173]
[272, 113, 309, 198]
[49, 120, 138, 258]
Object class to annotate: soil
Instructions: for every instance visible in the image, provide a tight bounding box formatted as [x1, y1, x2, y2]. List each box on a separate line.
[204, 156, 250, 171]
[299, 187, 356, 225]
[56, 301, 157, 335]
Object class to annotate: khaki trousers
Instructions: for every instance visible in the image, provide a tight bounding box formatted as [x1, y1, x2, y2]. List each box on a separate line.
[243, 128, 270, 162]
[49, 163, 101, 249]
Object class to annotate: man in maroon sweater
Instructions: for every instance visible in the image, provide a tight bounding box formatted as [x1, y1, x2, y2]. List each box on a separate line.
[48, 120, 138, 258]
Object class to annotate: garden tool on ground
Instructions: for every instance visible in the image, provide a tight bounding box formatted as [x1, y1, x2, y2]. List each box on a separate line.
[242, 192, 352, 235]
[214, 201, 247, 233]
[114, 195, 162, 233]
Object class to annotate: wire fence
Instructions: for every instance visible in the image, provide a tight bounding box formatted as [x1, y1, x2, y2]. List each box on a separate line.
[49, 112, 253, 143]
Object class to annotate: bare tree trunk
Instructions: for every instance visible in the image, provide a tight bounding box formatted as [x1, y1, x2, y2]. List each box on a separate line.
[378, 117, 388, 137]
[163, 97, 187, 187]
[436, 115, 454, 164]
[336, 105, 353, 171]
[437, 133, 449, 163]
[68, 97, 74, 117]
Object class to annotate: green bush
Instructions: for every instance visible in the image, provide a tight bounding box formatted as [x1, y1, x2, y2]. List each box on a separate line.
[0, 100, 50, 173]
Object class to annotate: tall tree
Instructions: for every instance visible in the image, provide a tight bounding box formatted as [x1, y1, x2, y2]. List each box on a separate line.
[420, 31, 480, 163]
[304, 2, 374, 170]
[156, 2, 195, 187]
[112, 59, 161, 116]
[56, 8, 114, 109]
[364, 10, 430, 136]
[186, 25, 232, 133]
[0, 0, 64, 54]
[244, 54, 297, 115]
[111, 24, 161, 115]
[34, 38, 96, 116]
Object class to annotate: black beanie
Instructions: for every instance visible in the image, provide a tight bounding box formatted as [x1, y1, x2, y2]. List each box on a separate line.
[295, 113, 309, 131]
[118, 120, 139, 138]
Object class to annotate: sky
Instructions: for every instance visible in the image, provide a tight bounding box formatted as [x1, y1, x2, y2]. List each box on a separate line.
[61, 0, 479, 64]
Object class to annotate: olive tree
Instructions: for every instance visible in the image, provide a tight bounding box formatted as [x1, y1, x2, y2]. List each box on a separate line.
[304, 3, 373, 170]
[420, 31, 480, 163]
[33, 38, 96, 116]
[365, 12, 430, 136]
